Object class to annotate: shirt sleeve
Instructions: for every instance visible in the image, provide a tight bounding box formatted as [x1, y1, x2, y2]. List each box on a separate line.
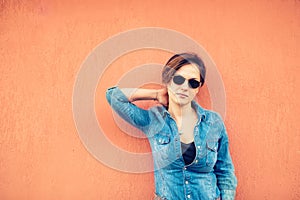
[105, 86, 151, 133]
[214, 122, 238, 200]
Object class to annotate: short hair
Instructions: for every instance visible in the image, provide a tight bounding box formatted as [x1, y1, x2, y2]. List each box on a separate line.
[162, 52, 206, 87]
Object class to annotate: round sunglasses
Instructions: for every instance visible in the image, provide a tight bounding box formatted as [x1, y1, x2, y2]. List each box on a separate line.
[172, 75, 201, 89]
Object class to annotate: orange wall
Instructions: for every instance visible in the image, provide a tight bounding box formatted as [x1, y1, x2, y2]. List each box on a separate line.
[0, 0, 299, 199]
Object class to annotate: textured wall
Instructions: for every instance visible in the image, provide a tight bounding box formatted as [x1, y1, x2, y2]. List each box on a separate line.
[0, 0, 299, 199]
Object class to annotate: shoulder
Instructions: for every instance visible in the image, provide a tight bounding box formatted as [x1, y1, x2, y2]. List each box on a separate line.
[203, 109, 223, 123]
[148, 105, 167, 119]
[200, 109, 227, 139]
[193, 101, 223, 124]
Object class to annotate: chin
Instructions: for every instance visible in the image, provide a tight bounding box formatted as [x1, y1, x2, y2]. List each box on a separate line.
[177, 99, 191, 106]
[169, 94, 191, 106]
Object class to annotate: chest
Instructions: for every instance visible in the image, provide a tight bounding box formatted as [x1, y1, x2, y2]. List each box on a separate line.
[176, 114, 199, 144]
[149, 120, 221, 170]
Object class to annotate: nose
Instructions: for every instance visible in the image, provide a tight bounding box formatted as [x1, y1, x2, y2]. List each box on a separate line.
[180, 79, 189, 90]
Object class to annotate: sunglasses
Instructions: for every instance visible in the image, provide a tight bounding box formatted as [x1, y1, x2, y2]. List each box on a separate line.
[172, 75, 201, 89]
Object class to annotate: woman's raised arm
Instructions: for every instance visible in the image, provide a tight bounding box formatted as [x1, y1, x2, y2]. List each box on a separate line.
[121, 87, 168, 106]
[105, 86, 168, 133]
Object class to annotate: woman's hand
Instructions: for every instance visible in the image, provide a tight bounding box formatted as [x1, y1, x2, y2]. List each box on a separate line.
[156, 87, 168, 107]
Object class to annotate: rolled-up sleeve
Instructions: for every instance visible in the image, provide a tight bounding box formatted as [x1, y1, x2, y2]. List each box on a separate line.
[106, 86, 151, 133]
[214, 122, 238, 200]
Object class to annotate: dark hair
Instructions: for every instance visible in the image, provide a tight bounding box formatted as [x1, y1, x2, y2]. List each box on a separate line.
[162, 52, 206, 87]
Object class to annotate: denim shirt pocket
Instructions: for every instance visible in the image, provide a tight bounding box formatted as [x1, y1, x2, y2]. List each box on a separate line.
[206, 139, 219, 167]
[156, 134, 170, 145]
[153, 133, 177, 163]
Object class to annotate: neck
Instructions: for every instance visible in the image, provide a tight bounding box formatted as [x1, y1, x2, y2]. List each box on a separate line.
[168, 101, 194, 120]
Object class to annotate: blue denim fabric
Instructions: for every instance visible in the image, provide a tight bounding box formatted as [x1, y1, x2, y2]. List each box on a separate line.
[106, 87, 237, 200]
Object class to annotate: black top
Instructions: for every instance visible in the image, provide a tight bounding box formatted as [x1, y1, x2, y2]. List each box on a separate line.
[181, 142, 196, 165]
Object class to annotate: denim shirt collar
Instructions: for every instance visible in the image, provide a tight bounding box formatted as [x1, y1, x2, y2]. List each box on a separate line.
[160, 100, 207, 122]
[191, 100, 207, 122]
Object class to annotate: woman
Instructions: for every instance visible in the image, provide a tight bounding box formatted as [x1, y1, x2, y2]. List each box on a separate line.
[106, 52, 237, 200]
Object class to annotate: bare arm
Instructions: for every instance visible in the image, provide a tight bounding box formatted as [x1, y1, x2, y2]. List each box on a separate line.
[120, 88, 169, 106]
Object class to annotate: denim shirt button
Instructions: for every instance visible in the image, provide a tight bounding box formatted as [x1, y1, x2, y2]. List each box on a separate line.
[197, 146, 201, 149]
[185, 181, 189, 184]
[187, 194, 191, 198]
[195, 159, 198, 163]
[183, 167, 187, 170]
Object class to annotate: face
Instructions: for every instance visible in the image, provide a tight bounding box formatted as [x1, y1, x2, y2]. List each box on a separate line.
[167, 64, 201, 107]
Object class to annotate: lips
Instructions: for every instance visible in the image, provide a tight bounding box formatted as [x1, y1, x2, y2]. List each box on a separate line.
[176, 93, 188, 98]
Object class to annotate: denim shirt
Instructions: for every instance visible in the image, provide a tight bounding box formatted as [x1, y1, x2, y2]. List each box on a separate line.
[106, 87, 237, 200]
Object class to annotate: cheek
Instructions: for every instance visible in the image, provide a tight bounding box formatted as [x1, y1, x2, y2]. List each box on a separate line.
[167, 82, 178, 92]
[166, 84, 174, 96]
[189, 88, 199, 97]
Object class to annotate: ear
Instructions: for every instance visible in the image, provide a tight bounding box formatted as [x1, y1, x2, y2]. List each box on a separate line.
[195, 86, 200, 94]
